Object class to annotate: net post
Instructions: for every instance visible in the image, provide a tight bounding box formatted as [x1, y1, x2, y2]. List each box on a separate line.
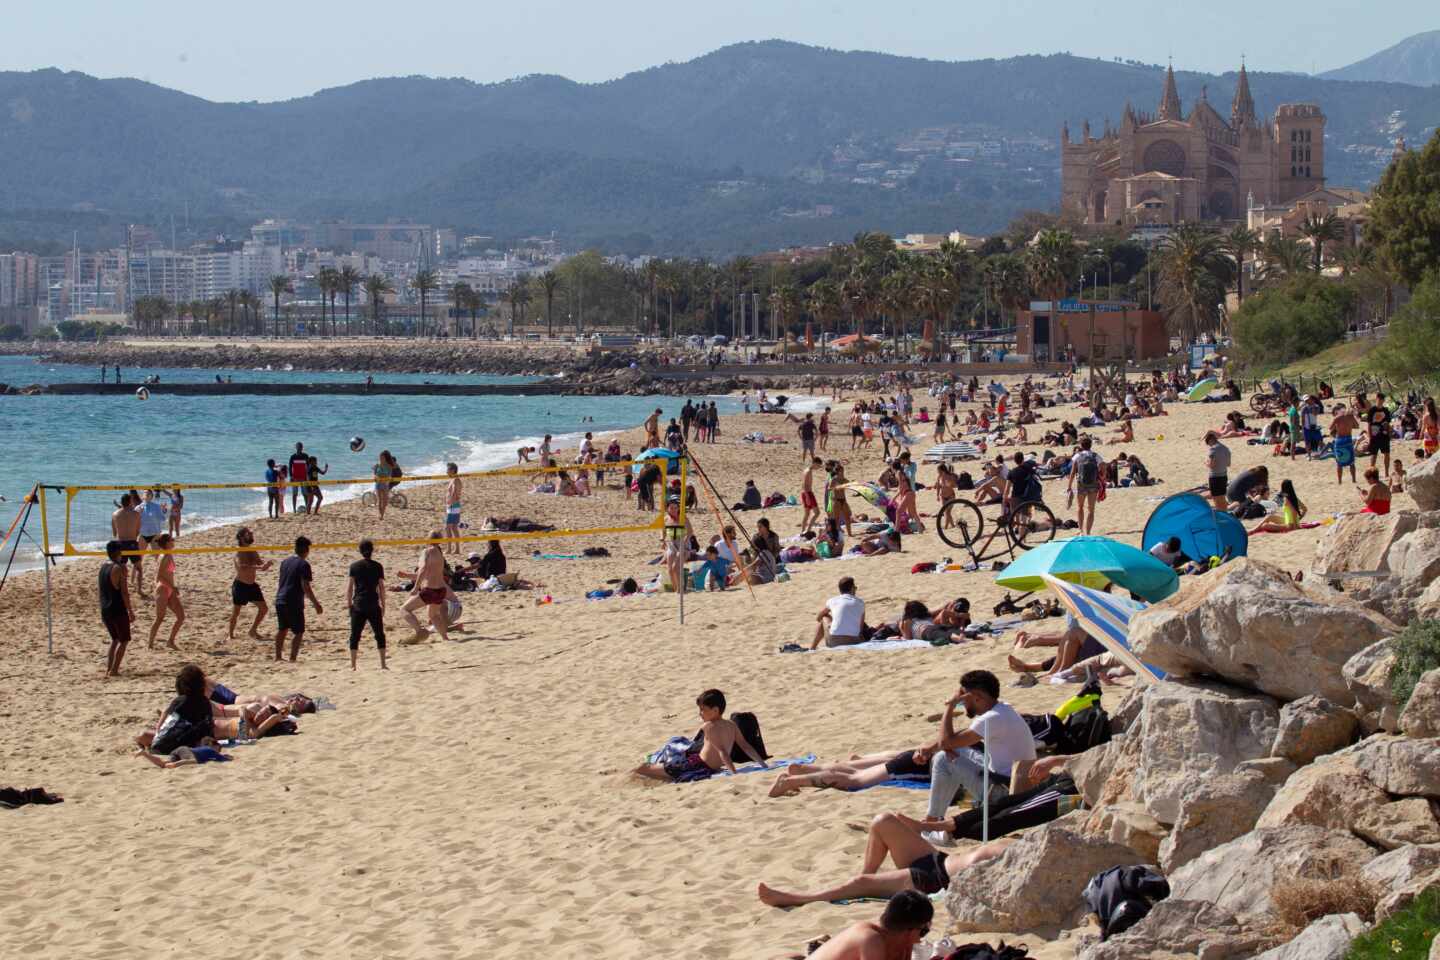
[677, 459, 686, 625]
[43, 551, 54, 656]
[982, 738, 991, 842]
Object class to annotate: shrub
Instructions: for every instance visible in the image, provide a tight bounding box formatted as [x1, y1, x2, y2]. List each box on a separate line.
[1271, 875, 1379, 937]
[0, 323, 25, 341]
[1344, 886, 1440, 960]
[1374, 272, 1440, 380]
[1232, 274, 1355, 367]
[1390, 620, 1440, 711]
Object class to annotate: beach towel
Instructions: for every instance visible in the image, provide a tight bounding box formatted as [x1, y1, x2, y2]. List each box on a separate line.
[0, 787, 64, 808]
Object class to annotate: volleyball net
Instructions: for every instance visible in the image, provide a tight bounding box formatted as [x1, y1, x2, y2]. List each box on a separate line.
[43, 457, 687, 558]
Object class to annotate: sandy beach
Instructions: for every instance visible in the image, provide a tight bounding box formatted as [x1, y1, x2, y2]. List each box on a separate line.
[0, 379, 1412, 959]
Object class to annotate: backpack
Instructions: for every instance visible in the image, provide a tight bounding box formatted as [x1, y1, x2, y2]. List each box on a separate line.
[691, 711, 770, 763]
[956, 471, 975, 490]
[1076, 452, 1100, 487]
[942, 943, 1032, 960]
[1082, 865, 1170, 940]
[151, 713, 205, 754]
[1057, 702, 1112, 755]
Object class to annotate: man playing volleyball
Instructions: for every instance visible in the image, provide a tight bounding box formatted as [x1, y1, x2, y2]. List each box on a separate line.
[402, 532, 451, 643]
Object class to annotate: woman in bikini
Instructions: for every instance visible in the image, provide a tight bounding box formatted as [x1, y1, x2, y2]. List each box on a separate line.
[827, 463, 854, 537]
[661, 497, 693, 593]
[1422, 398, 1439, 458]
[166, 486, 184, 538]
[147, 533, 185, 650]
[1251, 479, 1307, 534]
[1356, 467, 1392, 516]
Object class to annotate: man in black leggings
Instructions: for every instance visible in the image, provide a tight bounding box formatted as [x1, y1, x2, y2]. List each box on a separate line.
[346, 539, 388, 670]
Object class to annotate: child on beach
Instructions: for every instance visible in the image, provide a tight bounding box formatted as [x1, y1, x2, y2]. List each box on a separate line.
[633, 689, 767, 782]
[444, 463, 463, 555]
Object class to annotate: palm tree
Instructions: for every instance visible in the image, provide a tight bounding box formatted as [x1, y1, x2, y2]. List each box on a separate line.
[224, 289, 241, 336]
[727, 256, 754, 339]
[337, 266, 361, 337]
[364, 274, 393, 336]
[805, 278, 843, 352]
[315, 267, 338, 338]
[539, 270, 562, 339]
[450, 282, 474, 338]
[1156, 224, 1230, 347]
[937, 239, 973, 342]
[1025, 229, 1079, 343]
[1299, 212, 1345, 272]
[268, 275, 293, 338]
[1220, 226, 1262, 305]
[238, 290, 260, 335]
[504, 281, 532, 336]
[980, 254, 1030, 330]
[411, 269, 439, 338]
[1256, 234, 1311, 287]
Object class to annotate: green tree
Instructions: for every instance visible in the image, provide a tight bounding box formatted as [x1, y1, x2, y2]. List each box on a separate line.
[315, 266, 338, 337]
[268, 275, 293, 338]
[411, 269, 439, 337]
[450, 281, 474, 338]
[337, 266, 361, 337]
[1298, 212, 1345, 272]
[1220, 225, 1262, 305]
[1025, 229, 1079, 351]
[539, 270, 562, 339]
[1257, 235, 1311, 287]
[1156, 224, 1230, 346]
[1232, 273, 1355, 366]
[505, 280, 531, 335]
[1374, 272, 1440, 379]
[804, 277, 843, 351]
[224, 288, 241, 335]
[1367, 128, 1440, 288]
[364, 274, 393, 335]
[238, 290, 260, 335]
[980, 253, 1029, 330]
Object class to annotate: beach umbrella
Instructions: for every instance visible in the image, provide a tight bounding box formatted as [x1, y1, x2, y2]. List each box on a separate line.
[995, 536, 1179, 602]
[1142, 493, 1247, 562]
[1039, 574, 1165, 682]
[840, 481, 891, 507]
[922, 441, 983, 462]
[805, 322, 814, 350]
[1186, 377, 1219, 401]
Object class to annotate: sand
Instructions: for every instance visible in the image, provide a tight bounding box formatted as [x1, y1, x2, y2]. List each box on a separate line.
[0, 379, 1411, 959]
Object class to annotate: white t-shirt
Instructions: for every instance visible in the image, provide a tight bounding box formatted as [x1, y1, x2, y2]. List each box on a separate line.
[968, 701, 1037, 776]
[826, 594, 865, 637]
[1150, 542, 1182, 565]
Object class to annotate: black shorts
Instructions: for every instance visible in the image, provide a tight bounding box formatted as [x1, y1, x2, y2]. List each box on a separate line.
[117, 540, 141, 564]
[349, 606, 386, 650]
[1370, 433, 1390, 455]
[102, 612, 131, 645]
[231, 580, 264, 607]
[907, 852, 950, 894]
[851, 426, 863, 438]
[884, 750, 929, 778]
[141, 534, 160, 545]
[1208, 475, 1228, 497]
[276, 603, 305, 634]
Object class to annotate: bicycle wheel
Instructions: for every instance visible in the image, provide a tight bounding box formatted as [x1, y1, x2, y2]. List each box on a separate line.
[1249, 395, 1271, 415]
[361, 491, 377, 508]
[389, 491, 409, 509]
[1008, 501, 1057, 551]
[936, 498, 984, 549]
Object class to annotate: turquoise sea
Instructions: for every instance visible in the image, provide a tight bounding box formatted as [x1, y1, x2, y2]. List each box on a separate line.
[0, 355, 755, 571]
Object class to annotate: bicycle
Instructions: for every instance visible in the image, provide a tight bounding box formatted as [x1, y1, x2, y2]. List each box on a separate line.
[360, 489, 408, 510]
[934, 495, 1057, 563]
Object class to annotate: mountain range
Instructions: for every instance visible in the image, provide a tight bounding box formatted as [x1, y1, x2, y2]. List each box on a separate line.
[3, 40, 1440, 256]
[1321, 29, 1440, 86]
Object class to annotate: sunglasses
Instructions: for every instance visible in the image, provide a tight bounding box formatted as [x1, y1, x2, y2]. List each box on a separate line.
[918, 924, 931, 938]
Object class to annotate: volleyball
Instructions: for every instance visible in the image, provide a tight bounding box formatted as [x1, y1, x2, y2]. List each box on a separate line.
[135, 387, 150, 401]
[349, 436, 366, 452]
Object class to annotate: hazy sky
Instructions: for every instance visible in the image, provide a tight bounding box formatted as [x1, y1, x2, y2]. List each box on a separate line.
[5, 1, 1433, 102]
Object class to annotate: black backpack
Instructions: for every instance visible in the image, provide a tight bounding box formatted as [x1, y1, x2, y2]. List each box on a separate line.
[1077, 452, 1100, 486]
[1058, 703, 1112, 754]
[691, 711, 770, 762]
[1083, 865, 1170, 940]
[941, 943, 1031, 960]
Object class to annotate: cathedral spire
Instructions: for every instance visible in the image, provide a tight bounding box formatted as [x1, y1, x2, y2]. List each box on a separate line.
[1231, 59, 1256, 128]
[1158, 61, 1182, 121]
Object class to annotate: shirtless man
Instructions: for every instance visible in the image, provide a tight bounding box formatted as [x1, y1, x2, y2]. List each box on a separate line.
[633, 688, 766, 782]
[818, 407, 831, 451]
[800, 456, 822, 533]
[443, 463, 463, 556]
[402, 532, 450, 642]
[1332, 404, 1360, 484]
[110, 493, 145, 596]
[789, 892, 933, 960]
[643, 408, 663, 448]
[228, 526, 273, 640]
[768, 743, 938, 797]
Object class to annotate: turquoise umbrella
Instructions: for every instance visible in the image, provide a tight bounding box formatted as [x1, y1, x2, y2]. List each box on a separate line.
[995, 536, 1179, 602]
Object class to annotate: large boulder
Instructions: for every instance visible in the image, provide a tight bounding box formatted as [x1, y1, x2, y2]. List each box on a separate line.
[1168, 825, 1379, 924]
[1159, 771, 1278, 874]
[1251, 912, 1368, 960]
[1132, 680, 1280, 824]
[1386, 527, 1440, 592]
[1407, 451, 1440, 510]
[1084, 801, 1168, 862]
[1069, 734, 1142, 809]
[1352, 736, 1440, 797]
[1130, 558, 1398, 704]
[1377, 866, 1440, 922]
[1354, 797, 1440, 849]
[1344, 639, 1401, 734]
[1361, 843, 1440, 897]
[945, 813, 1144, 932]
[1074, 899, 1267, 960]
[1401, 669, 1440, 739]
[1314, 511, 1418, 575]
[1257, 751, 1390, 833]
[1270, 695, 1359, 766]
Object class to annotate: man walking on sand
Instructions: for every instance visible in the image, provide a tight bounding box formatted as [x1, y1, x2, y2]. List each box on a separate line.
[402, 531, 450, 642]
[800, 456, 822, 533]
[443, 463, 463, 555]
[797, 412, 818, 461]
[273, 536, 322, 662]
[1068, 436, 1102, 535]
[644, 408, 662, 448]
[1333, 403, 1360, 484]
[1205, 431, 1232, 509]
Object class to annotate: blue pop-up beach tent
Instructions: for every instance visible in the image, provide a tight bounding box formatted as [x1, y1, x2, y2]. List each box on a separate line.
[1142, 493, 1248, 563]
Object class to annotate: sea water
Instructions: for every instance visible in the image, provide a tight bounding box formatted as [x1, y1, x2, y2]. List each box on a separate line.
[0, 355, 821, 572]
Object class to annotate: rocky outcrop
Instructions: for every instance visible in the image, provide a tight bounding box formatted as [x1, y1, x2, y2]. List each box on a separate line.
[1270, 695, 1359, 766]
[1407, 452, 1440, 510]
[1344, 639, 1400, 734]
[1361, 843, 1440, 897]
[1084, 801, 1168, 862]
[1167, 825, 1378, 924]
[1257, 752, 1391, 832]
[1158, 771, 1278, 873]
[1314, 511, 1418, 575]
[1074, 899, 1267, 960]
[1132, 680, 1279, 824]
[946, 813, 1144, 932]
[1129, 558, 1397, 704]
[1068, 734, 1142, 809]
[1251, 912, 1367, 960]
[1354, 797, 1440, 849]
[1352, 736, 1440, 797]
[1401, 669, 1440, 739]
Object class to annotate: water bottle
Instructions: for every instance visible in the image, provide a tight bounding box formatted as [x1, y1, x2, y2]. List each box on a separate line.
[910, 941, 935, 960]
[934, 936, 955, 957]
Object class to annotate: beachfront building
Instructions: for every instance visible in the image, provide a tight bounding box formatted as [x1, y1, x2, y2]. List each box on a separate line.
[1016, 298, 1168, 362]
[1061, 63, 1326, 226]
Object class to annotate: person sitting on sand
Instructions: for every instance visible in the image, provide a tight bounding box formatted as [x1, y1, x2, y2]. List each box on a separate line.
[692, 545, 732, 591]
[768, 745, 939, 797]
[1110, 418, 1134, 443]
[919, 670, 1036, 832]
[633, 688, 766, 782]
[811, 577, 868, 649]
[139, 664, 294, 749]
[1251, 478, 1306, 533]
[1008, 604, 1111, 678]
[1216, 411, 1250, 439]
[757, 818, 1015, 908]
[1356, 467, 1392, 516]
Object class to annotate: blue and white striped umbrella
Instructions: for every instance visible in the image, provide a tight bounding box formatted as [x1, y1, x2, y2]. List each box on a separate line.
[1040, 573, 1166, 682]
